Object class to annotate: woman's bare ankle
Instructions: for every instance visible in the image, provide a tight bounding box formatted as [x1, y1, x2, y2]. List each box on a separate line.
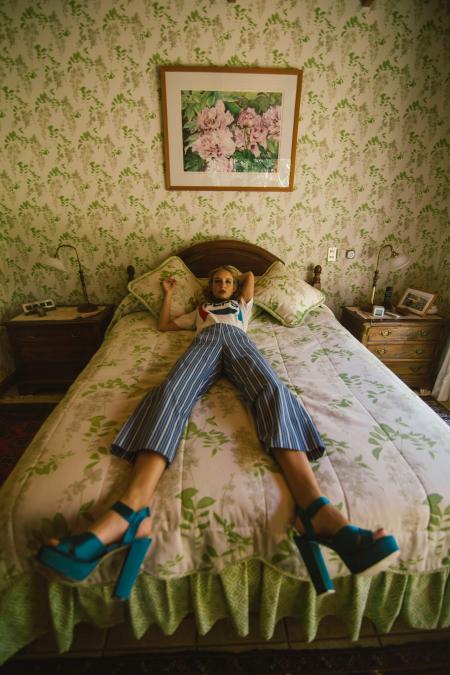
[296, 503, 386, 541]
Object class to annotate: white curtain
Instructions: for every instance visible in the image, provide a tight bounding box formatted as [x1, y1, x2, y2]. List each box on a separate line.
[432, 336, 450, 401]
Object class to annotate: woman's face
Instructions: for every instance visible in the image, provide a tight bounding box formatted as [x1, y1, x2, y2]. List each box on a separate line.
[211, 269, 236, 300]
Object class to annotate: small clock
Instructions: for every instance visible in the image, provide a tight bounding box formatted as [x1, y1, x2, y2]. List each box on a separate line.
[371, 305, 385, 318]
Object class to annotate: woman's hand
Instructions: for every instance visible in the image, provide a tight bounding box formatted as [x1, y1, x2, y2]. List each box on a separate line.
[161, 277, 176, 295]
[159, 277, 182, 331]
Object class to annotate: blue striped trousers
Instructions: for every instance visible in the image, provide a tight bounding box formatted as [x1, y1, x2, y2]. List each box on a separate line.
[111, 323, 324, 465]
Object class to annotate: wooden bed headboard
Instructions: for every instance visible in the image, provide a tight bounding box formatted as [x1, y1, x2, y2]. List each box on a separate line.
[126, 239, 322, 287]
[177, 239, 282, 276]
[127, 239, 282, 281]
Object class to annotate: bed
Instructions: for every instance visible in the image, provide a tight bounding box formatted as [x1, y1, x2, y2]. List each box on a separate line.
[1, 239, 450, 663]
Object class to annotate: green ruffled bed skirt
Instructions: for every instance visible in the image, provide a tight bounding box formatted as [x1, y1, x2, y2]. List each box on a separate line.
[1, 560, 449, 664]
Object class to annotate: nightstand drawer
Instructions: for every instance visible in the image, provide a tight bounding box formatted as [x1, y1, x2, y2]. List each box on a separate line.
[366, 324, 442, 343]
[387, 361, 432, 376]
[10, 325, 94, 345]
[384, 361, 434, 388]
[341, 306, 449, 392]
[14, 341, 96, 364]
[5, 305, 114, 393]
[10, 326, 94, 356]
[367, 342, 436, 360]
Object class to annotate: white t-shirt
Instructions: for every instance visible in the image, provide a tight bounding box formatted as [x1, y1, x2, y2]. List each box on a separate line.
[173, 298, 254, 335]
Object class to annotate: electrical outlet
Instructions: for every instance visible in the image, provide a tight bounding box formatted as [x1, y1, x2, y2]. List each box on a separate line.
[327, 246, 337, 262]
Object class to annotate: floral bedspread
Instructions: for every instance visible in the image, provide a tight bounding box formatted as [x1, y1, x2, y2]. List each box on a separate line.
[2, 300, 449, 592]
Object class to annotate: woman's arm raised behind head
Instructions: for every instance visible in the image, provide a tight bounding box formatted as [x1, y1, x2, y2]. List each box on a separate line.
[238, 271, 254, 303]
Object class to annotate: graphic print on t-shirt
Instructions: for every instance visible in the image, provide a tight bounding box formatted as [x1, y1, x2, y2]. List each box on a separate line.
[199, 300, 243, 323]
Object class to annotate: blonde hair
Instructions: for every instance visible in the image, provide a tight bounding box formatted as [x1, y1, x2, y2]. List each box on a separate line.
[205, 265, 239, 301]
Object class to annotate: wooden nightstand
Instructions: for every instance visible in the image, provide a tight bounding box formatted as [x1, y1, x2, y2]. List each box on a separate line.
[341, 306, 449, 390]
[5, 305, 114, 394]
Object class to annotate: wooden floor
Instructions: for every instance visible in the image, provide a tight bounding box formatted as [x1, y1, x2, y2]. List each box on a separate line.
[13, 614, 450, 660]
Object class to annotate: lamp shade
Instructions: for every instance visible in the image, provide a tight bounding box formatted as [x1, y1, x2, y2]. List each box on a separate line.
[43, 256, 67, 272]
[43, 245, 98, 314]
[367, 243, 410, 307]
[390, 252, 409, 271]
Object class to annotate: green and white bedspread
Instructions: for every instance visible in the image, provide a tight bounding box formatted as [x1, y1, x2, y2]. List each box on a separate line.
[1, 302, 449, 661]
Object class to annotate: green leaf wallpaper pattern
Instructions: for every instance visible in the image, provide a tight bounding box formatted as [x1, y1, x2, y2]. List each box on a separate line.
[0, 0, 449, 381]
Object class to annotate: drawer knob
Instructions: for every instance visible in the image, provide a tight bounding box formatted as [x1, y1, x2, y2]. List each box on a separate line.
[420, 330, 429, 337]
[410, 365, 425, 373]
[376, 348, 387, 355]
[380, 329, 391, 337]
[415, 348, 424, 355]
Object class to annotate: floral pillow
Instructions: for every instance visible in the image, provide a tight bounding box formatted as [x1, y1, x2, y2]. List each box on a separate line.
[128, 256, 203, 320]
[254, 261, 325, 326]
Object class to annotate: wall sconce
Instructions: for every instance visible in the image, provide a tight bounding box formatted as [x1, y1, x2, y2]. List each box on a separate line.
[368, 243, 409, 307]
[44, 244, 98, 313]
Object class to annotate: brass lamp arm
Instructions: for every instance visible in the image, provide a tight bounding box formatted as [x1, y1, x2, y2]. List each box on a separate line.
[370, 244, 397, 306]
[54, 244, 89, 304]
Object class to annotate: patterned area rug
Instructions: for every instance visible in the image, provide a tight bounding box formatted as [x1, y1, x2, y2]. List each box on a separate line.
[4, 642, 450, 674]
[0, 405, 56, 485]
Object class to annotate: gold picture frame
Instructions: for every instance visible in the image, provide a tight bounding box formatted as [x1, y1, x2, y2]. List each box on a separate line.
[397, 288, 437, 316]
[160, 66, 302, 192]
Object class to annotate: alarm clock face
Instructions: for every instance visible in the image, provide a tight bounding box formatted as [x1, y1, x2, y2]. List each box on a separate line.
[372, 305, 385, 317]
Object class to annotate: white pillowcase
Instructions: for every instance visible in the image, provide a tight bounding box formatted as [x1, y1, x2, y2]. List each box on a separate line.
[254, 261, 325, 326]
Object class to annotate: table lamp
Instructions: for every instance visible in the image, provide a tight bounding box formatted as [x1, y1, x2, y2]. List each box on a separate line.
[368, 243, 409, 308]
[44, 244, 98, 313]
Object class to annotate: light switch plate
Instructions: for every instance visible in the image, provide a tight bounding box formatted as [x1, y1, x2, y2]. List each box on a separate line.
[327, 246, 337, 262]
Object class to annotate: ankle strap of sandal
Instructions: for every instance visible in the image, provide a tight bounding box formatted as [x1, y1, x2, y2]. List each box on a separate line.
[296, 496, 330, 538]
[112, 501, 151, 544]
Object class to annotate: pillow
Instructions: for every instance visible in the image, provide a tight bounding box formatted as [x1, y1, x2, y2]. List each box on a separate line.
[254, 261, 325, 326]
[128, 256, 203, 319]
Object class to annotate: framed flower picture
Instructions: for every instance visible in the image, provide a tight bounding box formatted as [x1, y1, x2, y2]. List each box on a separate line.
[160, 66, 303, 191]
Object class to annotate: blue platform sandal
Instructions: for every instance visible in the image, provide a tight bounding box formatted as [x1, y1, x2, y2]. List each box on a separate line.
[293, 497, 400, 595]
[37, 501, 152, 600]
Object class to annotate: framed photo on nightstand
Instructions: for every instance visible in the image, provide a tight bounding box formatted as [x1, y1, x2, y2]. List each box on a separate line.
[397, 288, 437, 316]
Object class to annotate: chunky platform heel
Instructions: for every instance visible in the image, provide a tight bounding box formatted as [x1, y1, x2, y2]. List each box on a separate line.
[294, 536, 335, 595]
[294, 496, 400, 594]
[113, 536, 151, 600]
[37, 501, 152, 599]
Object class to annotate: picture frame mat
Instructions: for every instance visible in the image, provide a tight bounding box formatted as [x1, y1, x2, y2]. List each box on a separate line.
[161, 67, 301, 190]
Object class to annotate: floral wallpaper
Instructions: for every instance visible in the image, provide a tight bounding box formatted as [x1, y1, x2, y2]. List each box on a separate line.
[0, 0, 449, 382]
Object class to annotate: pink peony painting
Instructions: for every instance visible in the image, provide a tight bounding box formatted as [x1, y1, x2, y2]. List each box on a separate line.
[181, 90, 283, 173]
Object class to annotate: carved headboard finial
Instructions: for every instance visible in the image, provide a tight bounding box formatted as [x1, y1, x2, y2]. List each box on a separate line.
[311, 265, 322, 289]
[127, 265, 135, 283]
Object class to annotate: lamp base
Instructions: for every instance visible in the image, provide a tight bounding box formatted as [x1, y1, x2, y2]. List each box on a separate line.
[77, 302, 98, 313]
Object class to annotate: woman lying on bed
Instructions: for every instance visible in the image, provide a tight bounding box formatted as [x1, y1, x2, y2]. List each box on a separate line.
[38, 265, 399, 598]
